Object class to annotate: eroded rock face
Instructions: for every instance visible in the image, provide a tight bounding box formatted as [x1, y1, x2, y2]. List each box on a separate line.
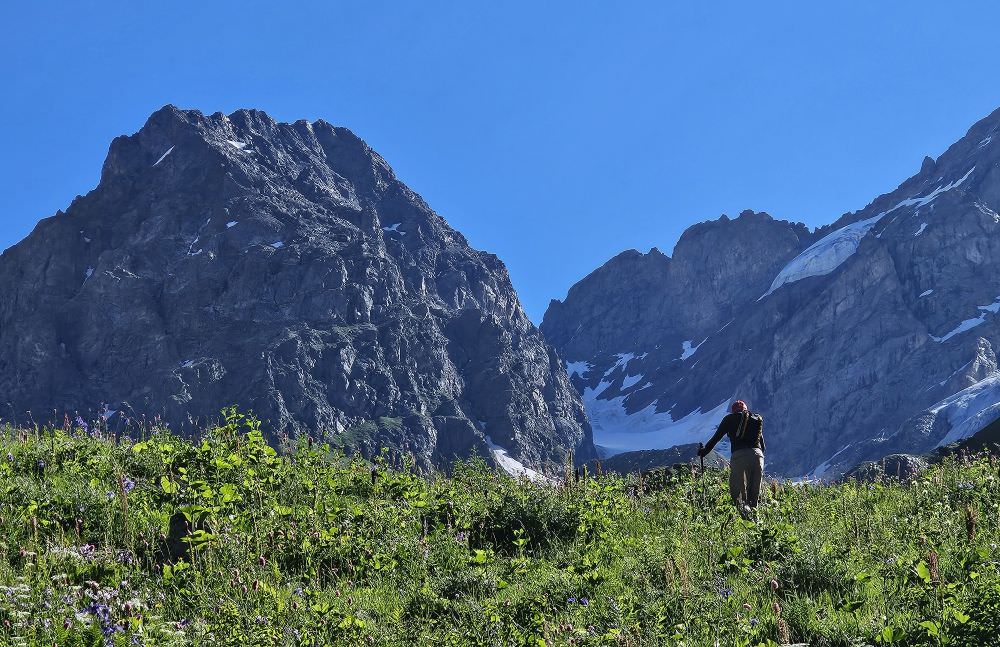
[0, 106, 595, 471]
[543, 107, 1000, 477]
[844, 454, 928, 483]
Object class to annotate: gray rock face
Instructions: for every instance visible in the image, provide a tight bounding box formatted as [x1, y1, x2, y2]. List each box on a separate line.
[0, 106, 595, 471]
[543, 107, 1000, 477]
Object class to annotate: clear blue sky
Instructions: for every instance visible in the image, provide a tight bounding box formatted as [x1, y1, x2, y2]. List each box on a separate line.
[4, 1, 1000, 322]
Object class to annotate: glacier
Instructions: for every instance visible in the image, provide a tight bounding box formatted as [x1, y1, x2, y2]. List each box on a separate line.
[762, 167, 975, 298]
[932, 374, 1000, 447]
[761, 214, 884, 298]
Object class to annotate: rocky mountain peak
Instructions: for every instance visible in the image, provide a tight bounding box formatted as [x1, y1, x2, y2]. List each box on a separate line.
[1, 106, 595, 473]
[545, 106, 1000, 476]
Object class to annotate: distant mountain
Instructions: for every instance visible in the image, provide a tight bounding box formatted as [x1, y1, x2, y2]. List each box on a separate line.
[543, 108, 1000, 477]
[0, 106, 596, 472]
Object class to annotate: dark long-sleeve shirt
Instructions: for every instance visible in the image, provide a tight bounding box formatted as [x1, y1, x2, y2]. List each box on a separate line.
[704, 411, 765, 455]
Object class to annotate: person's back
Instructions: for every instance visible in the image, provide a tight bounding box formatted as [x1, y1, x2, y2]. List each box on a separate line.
[698, 400, 765, 512]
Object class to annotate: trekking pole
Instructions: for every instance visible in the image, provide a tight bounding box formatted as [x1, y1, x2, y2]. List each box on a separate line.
[698, 443, 706, 512]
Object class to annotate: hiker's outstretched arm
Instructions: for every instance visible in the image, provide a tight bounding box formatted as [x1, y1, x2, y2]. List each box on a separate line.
[703, 424, 726, 453]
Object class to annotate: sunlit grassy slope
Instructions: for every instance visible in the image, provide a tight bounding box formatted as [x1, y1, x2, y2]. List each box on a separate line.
[0, 410, 998, 646]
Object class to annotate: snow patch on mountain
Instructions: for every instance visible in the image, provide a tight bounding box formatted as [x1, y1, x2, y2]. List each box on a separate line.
[881, 166, 975, 216]
[152, 146, 174, 167]
[604, 352, 638, 377]
[485, 435, 549, 482]
[621, 373, 644, 390]
[680, 340, 702, 360]
[932, 374, 1000, 447]
[565, 361, 592, 379]
[578, 370, 729, 456]
[931, 297, 1000, 342]
[808, 442, 854, 479]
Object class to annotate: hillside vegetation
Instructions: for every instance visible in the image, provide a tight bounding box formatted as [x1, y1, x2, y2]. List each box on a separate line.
[1, 410, 999, 646]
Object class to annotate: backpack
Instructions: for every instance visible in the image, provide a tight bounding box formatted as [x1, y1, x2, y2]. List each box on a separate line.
[730, 411, 763, 446]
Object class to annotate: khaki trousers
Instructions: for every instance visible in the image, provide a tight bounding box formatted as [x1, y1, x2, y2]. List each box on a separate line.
[730, 448, 764, 508]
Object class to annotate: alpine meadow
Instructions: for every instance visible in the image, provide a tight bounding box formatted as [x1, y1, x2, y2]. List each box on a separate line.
[6, 3, 1000, 646]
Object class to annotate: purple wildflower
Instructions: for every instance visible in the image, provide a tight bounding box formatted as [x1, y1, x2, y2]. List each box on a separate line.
[580, 597, 589, 606]
[121, 476, 136, 494]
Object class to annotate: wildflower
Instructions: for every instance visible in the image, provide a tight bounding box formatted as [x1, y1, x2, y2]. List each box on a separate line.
[716, 587, 733, 599]
[5, 453, 11, 462]
[567, 597, 577, 604]
[742, 603, 752, 610]
[958, 481, 975, 490]
[772, 601, 781, 616]
[769, 578, 779, 591]
[121, 477, 136, 494]
[749, 617, 759, 627]
[37, 459, 46, 470]
[579, 597, 589, 606]
[258, 555, 268, 567]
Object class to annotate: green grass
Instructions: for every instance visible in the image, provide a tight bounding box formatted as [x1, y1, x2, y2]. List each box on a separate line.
[0, 409, 998, 646]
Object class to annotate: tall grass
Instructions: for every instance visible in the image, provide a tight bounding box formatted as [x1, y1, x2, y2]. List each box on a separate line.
[0, 409, 997, 646]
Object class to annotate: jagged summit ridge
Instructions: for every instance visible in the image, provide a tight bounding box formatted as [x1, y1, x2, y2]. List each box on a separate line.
[0, 105, 596, 473]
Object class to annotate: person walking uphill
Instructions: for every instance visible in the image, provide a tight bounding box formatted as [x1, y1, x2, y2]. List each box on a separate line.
[698, 400, 765, 514]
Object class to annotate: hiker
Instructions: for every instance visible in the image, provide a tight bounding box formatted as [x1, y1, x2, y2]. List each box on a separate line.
[697, 400, 765, 511]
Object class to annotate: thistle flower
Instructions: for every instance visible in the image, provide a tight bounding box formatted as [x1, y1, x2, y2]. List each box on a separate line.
[966, 505, 979, 542]
[777, 618, 790, 643]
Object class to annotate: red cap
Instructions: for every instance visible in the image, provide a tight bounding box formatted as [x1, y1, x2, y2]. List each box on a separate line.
[731, 400, 748, 413]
